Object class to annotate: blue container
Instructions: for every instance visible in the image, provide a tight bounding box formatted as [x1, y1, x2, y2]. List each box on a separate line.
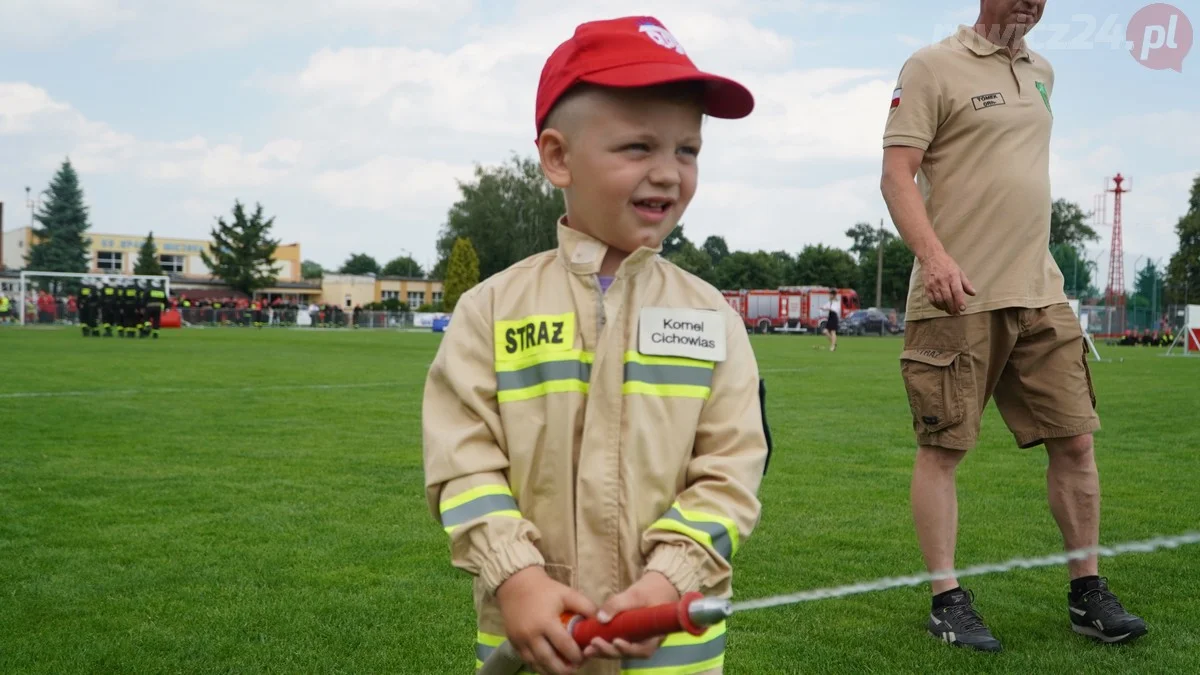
[432, 316, 450, 333]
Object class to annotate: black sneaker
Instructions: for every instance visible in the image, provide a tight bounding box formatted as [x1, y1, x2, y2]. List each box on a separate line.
[1068, 578, 1147, 644]
[928, 589, 1002, 652]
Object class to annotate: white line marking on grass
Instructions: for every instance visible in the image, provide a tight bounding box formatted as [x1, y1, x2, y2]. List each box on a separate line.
[0, 381, 409, 399]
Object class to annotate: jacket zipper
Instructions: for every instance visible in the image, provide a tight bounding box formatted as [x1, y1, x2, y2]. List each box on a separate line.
[593, 274, 606, 331]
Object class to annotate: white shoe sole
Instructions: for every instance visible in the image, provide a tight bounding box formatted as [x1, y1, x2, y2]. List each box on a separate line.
[1071, 623, 1145, 643]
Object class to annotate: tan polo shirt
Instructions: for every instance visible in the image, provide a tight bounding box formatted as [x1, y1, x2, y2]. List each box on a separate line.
[883, 25, 1067, 321]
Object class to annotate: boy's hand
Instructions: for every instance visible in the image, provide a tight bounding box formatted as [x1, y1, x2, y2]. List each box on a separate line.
[495, 566, 596, 675]
[582, 571, 681, 661]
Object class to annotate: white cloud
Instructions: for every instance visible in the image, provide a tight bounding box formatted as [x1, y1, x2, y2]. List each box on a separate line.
[312, 156, 472, 211]
[0, 0, 134, 49]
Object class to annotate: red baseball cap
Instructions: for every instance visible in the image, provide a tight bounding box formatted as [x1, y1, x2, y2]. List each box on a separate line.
[535, 16, 755, 137]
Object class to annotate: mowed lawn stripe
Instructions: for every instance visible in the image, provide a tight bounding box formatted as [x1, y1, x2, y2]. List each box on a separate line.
[0, 328, 1196, 673]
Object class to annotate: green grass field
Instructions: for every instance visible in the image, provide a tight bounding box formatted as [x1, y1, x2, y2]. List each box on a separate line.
[1, 326, 1197, 674]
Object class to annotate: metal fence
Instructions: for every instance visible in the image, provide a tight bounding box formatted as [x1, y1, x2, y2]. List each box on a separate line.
[0, 303, 426, 330]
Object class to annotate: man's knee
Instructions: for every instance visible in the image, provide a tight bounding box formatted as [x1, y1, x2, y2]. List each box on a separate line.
[1046, 433, 1095, 464]
[916, 445, 967, 472]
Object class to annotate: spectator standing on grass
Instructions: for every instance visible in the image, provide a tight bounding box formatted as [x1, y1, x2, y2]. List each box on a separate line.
[822, 297, 839, 351]
[880, 0, 1146, 653]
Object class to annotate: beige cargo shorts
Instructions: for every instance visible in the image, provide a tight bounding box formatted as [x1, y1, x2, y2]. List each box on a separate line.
[899, 303, 1100, 450]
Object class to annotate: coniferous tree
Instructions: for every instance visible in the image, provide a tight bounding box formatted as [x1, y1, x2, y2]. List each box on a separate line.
[200, 201, 281, 297]
[134, 231, 165, 276]
[443, 237, 480, 312]
[25, 158, 92, 292]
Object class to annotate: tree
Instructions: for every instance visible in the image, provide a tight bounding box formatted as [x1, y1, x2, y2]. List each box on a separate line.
[1166, 174, 1200, 305]
[134, 231, 164, 276]
[25, 158, 92, 290]
[444, 237, 480, 312]
[200, 201, 281, 297]
[436, 154, 563, 281]
[853, 237, 914, 309]
[665, 240, 716, 286]
[1050, 199, 1099, 248]
[660, 225, 691, 257]
[792, 244, 860, 288]
[1133, 260, 1164, 304]
[339, 253, 381, 276]
[1050, 243, 1095, 299]
[713, 251, 787, 290]
[301, 260, 324, 280]
[701, 236, 730, 266]
[845, 221, 894, 261]
[382, 255, 424, 278]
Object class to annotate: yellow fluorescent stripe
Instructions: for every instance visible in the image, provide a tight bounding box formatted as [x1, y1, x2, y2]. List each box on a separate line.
[444, 510, 521, 533]
[498, 379, 589, 402]
[623, 351, 715, 369]
[660, 621, 726, 647]
[673, 504, 740, 556]
[649, 518, 714, 550]
[494, 349, 595, 373]
[477, 632, 506, 648]
[622, 382, 711, 399]
[439, 484, 513, 514]
[621, 655, 725, 675]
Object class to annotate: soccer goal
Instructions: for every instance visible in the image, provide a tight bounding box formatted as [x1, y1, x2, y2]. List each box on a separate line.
[16, 270, 172, 326]
[1165, 305, 1200, 357]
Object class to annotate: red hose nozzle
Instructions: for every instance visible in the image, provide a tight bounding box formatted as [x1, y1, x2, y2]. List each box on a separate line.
[562, 592, 732, 646]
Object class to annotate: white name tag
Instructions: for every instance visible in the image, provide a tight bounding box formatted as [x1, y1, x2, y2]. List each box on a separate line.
[638, 307, 726, 362]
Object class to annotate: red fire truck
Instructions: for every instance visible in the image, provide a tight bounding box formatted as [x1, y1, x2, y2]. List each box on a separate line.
[722, 286, 860, 333]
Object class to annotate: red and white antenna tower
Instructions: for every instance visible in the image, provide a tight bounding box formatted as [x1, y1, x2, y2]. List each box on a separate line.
[1095, 174, 1131, 335]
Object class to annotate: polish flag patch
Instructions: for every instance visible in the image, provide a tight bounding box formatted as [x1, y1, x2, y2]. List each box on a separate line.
[890, 87, 902, 109]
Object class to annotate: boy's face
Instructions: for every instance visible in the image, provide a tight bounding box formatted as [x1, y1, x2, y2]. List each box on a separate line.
[539, 86, 704, 256]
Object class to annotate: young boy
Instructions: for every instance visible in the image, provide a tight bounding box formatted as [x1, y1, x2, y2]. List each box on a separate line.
[423, 16, 770, 675]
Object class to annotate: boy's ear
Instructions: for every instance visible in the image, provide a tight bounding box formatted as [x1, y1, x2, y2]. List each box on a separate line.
[537, 129, 572, 189]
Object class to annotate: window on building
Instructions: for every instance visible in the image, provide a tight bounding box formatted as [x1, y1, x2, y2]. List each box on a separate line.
[97, 251, 123, 271]
[159, 255, 184, 273]
[431, 291, 443, 306]
[408, 291, 425, 307]
[381, 290, 400, 301]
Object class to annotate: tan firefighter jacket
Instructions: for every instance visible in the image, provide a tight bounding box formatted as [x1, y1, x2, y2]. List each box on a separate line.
[423, 219, 771, 674]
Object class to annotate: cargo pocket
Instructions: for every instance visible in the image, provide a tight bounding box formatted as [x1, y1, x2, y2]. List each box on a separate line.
[899, 349, 964, 434]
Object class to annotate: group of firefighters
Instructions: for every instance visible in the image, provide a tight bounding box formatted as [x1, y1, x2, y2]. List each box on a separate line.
[77, 277, 170, 339]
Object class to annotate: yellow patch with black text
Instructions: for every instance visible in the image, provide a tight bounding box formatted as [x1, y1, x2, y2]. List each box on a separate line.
[494, 312, 575, 362]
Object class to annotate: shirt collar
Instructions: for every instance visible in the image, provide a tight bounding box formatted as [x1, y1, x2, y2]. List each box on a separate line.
[555, 215, 660, 277]
[955, 24, 1034, 62]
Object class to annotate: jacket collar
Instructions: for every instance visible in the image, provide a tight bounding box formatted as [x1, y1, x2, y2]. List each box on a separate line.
[555, 216, 661, 277]
[955, 24, 1034, 62]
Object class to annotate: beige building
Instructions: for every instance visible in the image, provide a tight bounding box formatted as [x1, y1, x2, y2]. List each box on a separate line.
[320, 274, 444, 309]
[2, 225, 444, 308]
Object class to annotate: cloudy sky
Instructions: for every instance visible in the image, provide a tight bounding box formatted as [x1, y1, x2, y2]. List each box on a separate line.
[1, 0, 1197, 284]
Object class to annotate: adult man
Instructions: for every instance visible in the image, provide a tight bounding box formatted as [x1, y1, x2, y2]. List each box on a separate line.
[879, 0, 1146, 653]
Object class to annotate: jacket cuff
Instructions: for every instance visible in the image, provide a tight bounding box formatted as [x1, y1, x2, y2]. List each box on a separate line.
[645, 543, 702, 596]
[480, 538, 546, 595]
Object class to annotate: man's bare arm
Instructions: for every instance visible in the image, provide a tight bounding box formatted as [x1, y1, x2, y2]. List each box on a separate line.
[880, 146, 976, 315]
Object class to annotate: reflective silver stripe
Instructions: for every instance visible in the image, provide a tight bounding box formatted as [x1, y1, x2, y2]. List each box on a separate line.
[623, 363, 713, 387]
[496, 360, 591, 391]
[621, 631, 726, 669]
[664, 506, 733, 561]
[441, 494, 518, 529]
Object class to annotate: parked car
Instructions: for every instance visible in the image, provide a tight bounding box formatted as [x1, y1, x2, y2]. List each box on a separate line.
[842, 308, 901, 336]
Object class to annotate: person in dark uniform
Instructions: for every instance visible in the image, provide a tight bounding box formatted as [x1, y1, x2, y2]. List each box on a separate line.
[145, 280, 167, 339]
[252, 298, 265, 329]
[79, 277, 98, 337]
[101, 277, 117, 337]
[123, 280, 140, 338]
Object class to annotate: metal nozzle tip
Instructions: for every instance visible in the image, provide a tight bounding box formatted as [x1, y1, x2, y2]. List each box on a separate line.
[688, 598, 733, 626]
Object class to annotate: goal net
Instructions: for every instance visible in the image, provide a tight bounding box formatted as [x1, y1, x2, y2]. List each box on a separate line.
[16, 270, 171, 327]
[1165, 305, 1200, 356]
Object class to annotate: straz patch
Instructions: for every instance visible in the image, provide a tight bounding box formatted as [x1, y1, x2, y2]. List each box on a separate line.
[494, 312, 575, 361]
[637, 308, 726, 362]
[971, 92, 1006, 110]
